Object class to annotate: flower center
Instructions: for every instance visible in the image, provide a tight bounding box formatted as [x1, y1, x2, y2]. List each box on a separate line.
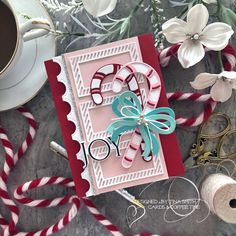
[191, 33, 200, 40]
[217, 75, 233, 84]
[221, 76, 227, 82]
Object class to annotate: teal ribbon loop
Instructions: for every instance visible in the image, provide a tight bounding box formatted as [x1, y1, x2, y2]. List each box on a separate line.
[107, 91, 176, 159]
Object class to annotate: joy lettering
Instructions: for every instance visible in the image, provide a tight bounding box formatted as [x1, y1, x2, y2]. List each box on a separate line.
[79, 136, 121, 168]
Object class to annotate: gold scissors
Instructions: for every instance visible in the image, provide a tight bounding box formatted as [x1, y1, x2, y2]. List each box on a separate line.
[185, 113, 235, 168]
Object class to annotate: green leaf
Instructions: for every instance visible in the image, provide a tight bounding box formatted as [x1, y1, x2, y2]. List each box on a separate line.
[119, 18, 130, 35]
[219, 5, 236, 31]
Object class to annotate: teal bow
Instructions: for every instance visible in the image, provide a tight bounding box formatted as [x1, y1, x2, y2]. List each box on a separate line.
[107, 91, 176, 159]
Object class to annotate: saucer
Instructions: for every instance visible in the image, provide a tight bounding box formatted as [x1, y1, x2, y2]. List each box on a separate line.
[0, 0, 56, 111]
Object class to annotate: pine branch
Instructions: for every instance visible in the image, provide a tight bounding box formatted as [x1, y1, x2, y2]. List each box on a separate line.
[145, 0, 166, 49]
[40, 0, 83, 15]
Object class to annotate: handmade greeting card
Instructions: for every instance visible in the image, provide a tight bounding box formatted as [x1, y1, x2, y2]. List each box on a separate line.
[45, 34, 184, 197]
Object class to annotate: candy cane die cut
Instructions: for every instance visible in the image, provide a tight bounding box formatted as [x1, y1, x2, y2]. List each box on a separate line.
[113, 62, 162, 168]
[90, 64, 143, 106]
[91, 63, 149, 161]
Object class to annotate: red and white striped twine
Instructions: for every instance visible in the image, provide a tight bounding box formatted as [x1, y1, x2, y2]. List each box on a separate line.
[0, 126, 17, 236]
[0, 102, 214, 235]
[83, 198, 123, 236]
[14, 177, 80, 236]
[0, 107, 39, 236]
[0, 107, 126, 236]
[13, 176, 124, 236]
[0, 107, 84, 236]
[159, 44, 236, 71]
[167, 92, 217, 127]
[0, 93, 216, 235]
[158, 44, 233, 126]
[13, 174, 156, 236]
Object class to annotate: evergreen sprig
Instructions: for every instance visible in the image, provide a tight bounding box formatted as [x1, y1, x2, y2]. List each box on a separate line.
[144, 0, 166, 49]
[40, 0, 83, 15]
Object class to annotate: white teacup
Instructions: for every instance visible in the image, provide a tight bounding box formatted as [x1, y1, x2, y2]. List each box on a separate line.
[0, 0, 51, 79]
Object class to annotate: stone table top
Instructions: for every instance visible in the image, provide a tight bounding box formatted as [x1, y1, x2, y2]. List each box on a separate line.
[0, 0, 236, 235]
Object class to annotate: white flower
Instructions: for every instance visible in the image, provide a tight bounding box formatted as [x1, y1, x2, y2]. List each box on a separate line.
[82, 0, 117, 17]
[162, 4, 234, 68]
[203, 0, 217, 4]
[190, 71, 236, 102]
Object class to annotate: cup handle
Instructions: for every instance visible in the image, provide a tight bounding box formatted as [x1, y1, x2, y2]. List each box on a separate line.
[20, 18, 51, 42]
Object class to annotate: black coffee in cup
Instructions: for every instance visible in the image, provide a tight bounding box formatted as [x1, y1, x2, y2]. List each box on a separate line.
[0, 1, 17, 73]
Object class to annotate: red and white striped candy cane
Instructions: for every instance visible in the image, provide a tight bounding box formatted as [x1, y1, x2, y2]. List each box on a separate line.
[159, 44, 236, 71]
[113, 62, 162, 168]
[91, 64, 143, 106]
[167, 92, 217, 127]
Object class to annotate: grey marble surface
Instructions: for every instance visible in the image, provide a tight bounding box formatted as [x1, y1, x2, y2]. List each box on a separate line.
[0, 0, 236, 235]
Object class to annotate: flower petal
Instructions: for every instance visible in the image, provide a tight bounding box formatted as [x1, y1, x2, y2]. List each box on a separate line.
[219, 71, 236, 90]
[187, 4, 209, 34]
[82, 0, 117, 17]
[210, 80, 233, 102]
[177, 39, 205, 68]
[203, 0, 217, 4]
[232, 79, 236, 89]
[190, 73, 217, 89]
[162, 18, 188, 43]
[201, 23, 234, 50]
[219, 71, 236, 80]
[220, 71, 236, 89]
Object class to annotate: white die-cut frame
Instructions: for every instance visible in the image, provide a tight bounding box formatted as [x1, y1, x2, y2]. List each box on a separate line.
[62, 40, 167, 194]
[69, 42, 144, 98]
[78, 88, 165, 189]
[92, 151, 164, 189]
[79, 89, 146, 142]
